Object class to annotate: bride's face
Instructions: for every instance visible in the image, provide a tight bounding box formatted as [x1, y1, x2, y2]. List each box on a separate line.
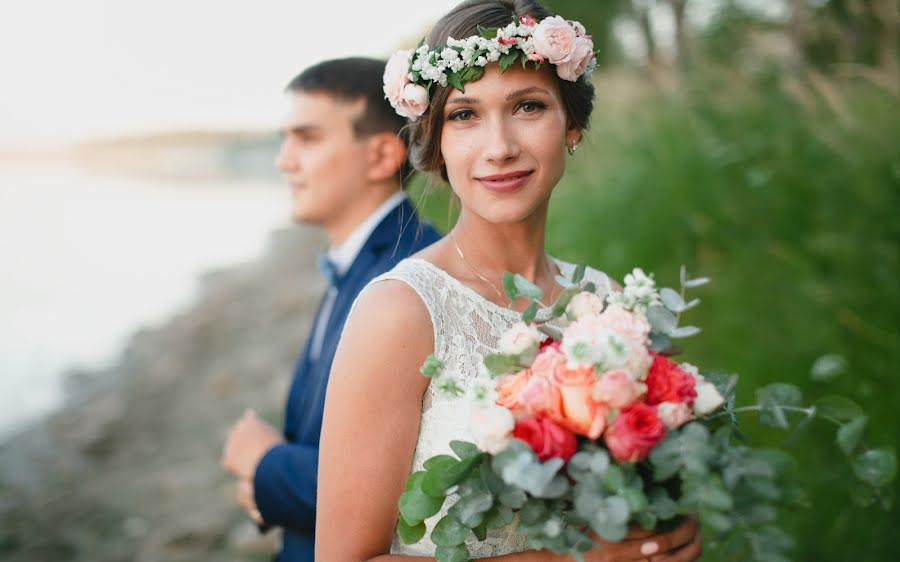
[440, 64, 580, 224]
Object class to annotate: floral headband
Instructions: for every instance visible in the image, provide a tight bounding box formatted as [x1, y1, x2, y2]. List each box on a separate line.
[383, 14, 596, 120]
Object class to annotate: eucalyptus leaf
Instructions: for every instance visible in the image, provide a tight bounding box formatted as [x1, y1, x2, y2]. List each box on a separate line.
[405, 471, 426, 492]
[502, 272, 519, 301]
[815, 396, 864, 422]
[670, 325, 702, 339]
[450, 441, 481, 460]
[836, 416, 868, 456]
[483, 353, 520, 376]
[852, 448, 898, 488]
[572, 263, 587, 284]
[423, 455, 481, 497]
[810, 353, 847, 381]
[551, 286, 581, 318]
[432, 514, 471, 547]
[513, 273, 544, 301]
[448, 491, 493, 527]
[435, 544, 470, 562]
[650, 423, 714, 480]
[756, 383, 803, 430]
[683, 276, 710, 288]
[647, 304, 677, 335]
[398, 487, 445, 526]
[522, 302, 538, 323]
[397, 517, 426, 544]
[659, 287, 685, 311]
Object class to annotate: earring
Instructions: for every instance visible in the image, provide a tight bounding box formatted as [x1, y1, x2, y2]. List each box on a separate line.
[567, 143, 578, 156]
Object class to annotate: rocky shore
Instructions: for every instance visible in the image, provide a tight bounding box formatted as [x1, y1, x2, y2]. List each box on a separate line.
[0, 224, 327, 561]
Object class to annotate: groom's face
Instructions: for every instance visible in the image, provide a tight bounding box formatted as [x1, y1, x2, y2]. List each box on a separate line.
[275, 91, 371, 228]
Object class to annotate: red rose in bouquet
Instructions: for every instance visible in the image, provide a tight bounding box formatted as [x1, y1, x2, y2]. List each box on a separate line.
[645, 352, 697, 405]
[513, 417, 578, 462]
[604, 402, 667, 462]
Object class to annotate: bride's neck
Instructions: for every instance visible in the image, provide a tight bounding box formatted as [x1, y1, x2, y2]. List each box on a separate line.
[450, 209, 550, 281]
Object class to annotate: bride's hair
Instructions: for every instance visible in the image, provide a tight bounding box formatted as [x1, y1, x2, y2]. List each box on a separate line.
[407, 0, 595, 181]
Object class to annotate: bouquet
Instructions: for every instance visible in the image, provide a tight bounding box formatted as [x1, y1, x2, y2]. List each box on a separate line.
[397, 265, 896, 562]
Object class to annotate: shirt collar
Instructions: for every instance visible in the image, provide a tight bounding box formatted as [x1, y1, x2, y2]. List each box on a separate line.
[327, 192, 407, 276]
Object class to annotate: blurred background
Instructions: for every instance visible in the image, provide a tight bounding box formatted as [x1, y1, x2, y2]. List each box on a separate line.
[0, 0, 896, 560]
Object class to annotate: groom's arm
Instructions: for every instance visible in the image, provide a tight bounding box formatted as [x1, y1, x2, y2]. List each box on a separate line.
[253, 442, 318, 532]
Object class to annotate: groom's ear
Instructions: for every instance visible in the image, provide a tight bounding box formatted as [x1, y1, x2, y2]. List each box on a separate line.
[365, 132, 407, 183]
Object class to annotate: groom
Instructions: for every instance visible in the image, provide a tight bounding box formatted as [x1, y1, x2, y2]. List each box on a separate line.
[221, 57, 440, 561]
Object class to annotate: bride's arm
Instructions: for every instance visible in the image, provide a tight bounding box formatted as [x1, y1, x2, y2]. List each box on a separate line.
[316, 281, 701, 562]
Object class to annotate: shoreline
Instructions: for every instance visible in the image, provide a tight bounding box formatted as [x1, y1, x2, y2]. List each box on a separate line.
[0, 224, 326, 561]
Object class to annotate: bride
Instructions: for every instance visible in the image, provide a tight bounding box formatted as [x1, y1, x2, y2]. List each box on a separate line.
[317, 1, 703, 560]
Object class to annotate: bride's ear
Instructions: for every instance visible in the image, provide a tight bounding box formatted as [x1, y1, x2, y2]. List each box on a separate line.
[366, 132, 407, 182]
[565, 126, 583, 151]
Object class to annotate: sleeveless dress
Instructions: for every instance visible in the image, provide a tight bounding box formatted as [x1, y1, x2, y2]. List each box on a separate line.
[356, 257, 611, 558]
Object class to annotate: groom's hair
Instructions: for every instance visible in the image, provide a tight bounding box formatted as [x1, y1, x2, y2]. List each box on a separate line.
[285, 57, 407, 141]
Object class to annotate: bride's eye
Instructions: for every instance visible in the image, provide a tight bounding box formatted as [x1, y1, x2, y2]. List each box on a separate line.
[517, 100, 547, 114]
[447, 108, 475, 121]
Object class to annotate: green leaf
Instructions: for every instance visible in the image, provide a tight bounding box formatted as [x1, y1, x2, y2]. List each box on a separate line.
[649, 422, 714, 480]
[853, 448, 897, 488]
[572, 263, 586, 284]
[699, 509, 733, 533]
[522, 302, 538, 323]
[423, 455, 481, 497]
[502, 272, 518, 301]
[483, 353, 520, 376]
[405, 471, 426, 492]
[815, 395, 864, 422]
[419, 355, 444, 378]
[472, 520, 487, 541]
[670, 325, 701, 338]
[435, 544, 470, 562]
[498, 49, 518, 72]
[432, 514, 471, 547]
[448, 491, 493, 527]
[498, 486, 527, 509]
[646, 304, 677, 335]
[397, 517, 426, 544]
[551, 286, 581, 318]
[836, 416, 868, 456]
[810, 353, 847, 381]
[447, 72, 465, 93]
[484, 503, 514, 528]
[756, 383, 803, 430]
[476, 24, 497, 39]
[683, 276, 710, 288]
[648, 487, 678, 519]
[451, 441, 481, 460]
[458, 65, 484, 85]
[513, 273, 544, 301]
[659, 287, 685, 311]
[398, 486, 445, 526]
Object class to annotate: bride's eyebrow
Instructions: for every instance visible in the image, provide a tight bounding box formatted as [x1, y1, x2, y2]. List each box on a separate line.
[446, 96, 479, 106]
[506, 86, 550, 100]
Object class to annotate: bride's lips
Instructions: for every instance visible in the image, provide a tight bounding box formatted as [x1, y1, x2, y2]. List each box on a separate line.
[475, 170, 534, 193]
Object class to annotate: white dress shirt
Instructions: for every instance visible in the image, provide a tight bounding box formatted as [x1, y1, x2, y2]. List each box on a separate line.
[309, 192, 407, 360]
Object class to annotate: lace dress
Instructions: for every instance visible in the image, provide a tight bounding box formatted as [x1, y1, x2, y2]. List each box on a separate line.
[357, 257, 610, 558]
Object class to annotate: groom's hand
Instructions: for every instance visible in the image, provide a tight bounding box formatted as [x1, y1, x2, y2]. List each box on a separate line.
[222, 409, 284, 480]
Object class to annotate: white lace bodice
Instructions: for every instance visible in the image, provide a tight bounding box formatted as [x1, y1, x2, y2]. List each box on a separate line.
[361, 257, 610, 558]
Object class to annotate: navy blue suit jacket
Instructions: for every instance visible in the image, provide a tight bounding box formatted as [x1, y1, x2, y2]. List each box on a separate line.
[253, 197, 440, 561]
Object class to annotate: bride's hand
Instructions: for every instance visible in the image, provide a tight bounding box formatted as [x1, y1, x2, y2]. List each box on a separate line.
[581, 515, 702, 562]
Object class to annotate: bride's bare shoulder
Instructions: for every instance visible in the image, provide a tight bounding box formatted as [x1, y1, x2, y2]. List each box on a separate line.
[340, 278, 433, 355]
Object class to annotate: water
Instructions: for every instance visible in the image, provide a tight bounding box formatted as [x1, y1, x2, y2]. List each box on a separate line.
[0, 162, 290, 439]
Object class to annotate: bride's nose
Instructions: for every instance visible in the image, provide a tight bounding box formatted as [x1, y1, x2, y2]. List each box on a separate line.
[481, 117, 521, 164]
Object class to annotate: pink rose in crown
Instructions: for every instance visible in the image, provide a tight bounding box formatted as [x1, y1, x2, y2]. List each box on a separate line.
[397, 84, 428, 120]
[605, 402, 667, 462]
[645, 352, 697, 406]
[519, 15, 537, 27]
[556, 36, 595, 82]
[383, 49, 412, 108]
[532, 15, 576, 64]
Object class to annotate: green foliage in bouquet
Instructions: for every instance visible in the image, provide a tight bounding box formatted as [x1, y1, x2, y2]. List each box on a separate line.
[397, 263, 896, 562]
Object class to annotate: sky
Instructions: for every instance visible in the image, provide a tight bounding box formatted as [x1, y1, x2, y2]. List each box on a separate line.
[0, 0, 461, 148]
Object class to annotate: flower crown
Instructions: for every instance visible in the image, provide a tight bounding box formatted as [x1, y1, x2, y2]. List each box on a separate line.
[383, 14, 597, 120]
